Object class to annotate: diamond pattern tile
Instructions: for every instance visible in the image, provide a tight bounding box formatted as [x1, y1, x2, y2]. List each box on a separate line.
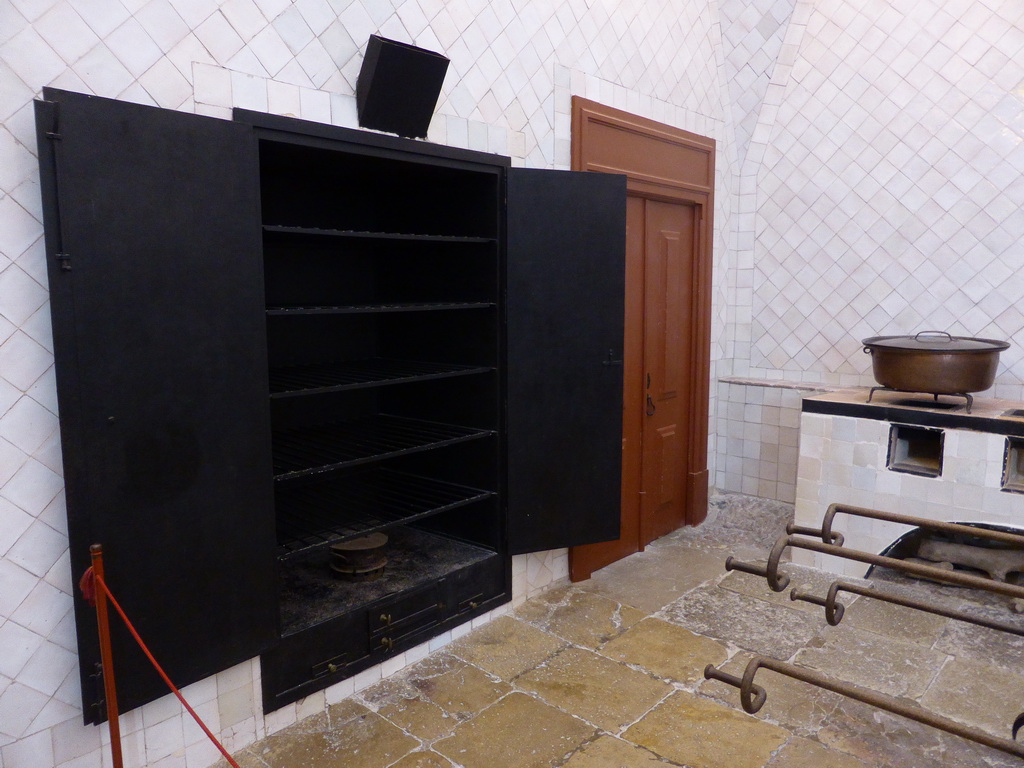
[749, 0, 1024, 386]
[720, 0, 797, 167]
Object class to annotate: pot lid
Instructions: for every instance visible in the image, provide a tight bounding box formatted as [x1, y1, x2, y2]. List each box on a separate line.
[863, 331, 1010, 352]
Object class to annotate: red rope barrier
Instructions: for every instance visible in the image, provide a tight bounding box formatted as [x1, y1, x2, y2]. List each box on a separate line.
[82, 566, 242, 768]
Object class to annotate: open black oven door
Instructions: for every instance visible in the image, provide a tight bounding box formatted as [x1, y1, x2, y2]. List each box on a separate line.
[36, 89, 277, 721]
[506, 168, 626, 554]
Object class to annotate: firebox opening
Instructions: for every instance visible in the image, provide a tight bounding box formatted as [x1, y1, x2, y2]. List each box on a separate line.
[1001, 437, 1024, 494]
[871, 522, 1024, 594]
[887, 424, 944, 477]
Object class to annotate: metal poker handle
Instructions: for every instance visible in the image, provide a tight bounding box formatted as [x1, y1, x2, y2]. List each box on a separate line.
[785, 522, 845, 547]
[702, 664, 768, 714]
[724, 555, 790, 592]
[790, 584, 846, 625]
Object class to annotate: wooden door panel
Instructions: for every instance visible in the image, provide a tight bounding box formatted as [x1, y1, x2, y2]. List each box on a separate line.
[653, 425, 680, 504]
[647, 231, 683, 400]
[640, 199, 696, 545]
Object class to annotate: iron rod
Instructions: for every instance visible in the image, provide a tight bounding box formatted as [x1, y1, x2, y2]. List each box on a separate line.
[792, 580, 1024, 638]
[818, 503, 1024, 550]
[705, 657, 1024, 758]
[787, 536, 1024, 600]
[724, 556, 790, 591]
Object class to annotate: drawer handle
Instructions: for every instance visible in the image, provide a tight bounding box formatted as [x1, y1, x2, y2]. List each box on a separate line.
[327, 663, 338, 674]
[380, 613, 392, 626]
[380, 637, 394, 651]
[469, 601, 479, 609]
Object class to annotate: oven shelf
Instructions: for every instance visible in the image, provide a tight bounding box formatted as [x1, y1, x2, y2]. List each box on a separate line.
[275, 469, 495, 559]
[267, 301, 494, 316]
[272, 415, 495, 480]
[269, 358, 493, 398]
[263, 224, 497, 244]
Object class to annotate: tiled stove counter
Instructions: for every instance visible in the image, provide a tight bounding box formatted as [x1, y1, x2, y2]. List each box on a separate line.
[794, 389, 1024, 576]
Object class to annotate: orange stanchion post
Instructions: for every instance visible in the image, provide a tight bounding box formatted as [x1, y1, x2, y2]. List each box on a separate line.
[90, 543, 124, 768]
[87, 549, 243, 768]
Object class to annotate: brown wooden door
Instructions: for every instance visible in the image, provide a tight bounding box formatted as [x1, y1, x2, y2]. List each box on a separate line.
[640, 198, 696, 545]
[569, 98, 714, 581]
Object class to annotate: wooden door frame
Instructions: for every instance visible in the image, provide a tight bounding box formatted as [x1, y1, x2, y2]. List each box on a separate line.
[571, 96, 714, 535]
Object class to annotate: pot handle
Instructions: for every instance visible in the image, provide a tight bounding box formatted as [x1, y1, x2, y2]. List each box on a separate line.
[914, 330, 953, 343]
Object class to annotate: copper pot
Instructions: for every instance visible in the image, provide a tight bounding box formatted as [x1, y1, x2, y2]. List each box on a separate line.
[862, 331, 1009, 395]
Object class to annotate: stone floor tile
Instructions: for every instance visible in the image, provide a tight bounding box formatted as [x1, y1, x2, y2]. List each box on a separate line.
[622, 692, 789, 768]
[358, 653, 502, 738]
[358, 672, 450, 740]
[580, 546, 730, 613]
[932, 617, 1024, 673]
[408, 659, 511, 719]
[364, 687, 455, 742]
[388, 750, 454, 767]
[919, 656, 1024, 738]
[327, 699, 376, 726]
[599, 616, 728, 684]
[764, 736, 870, 767]
[700, 652, 850, 736]
[515, 647, 672, 731]
[792, 624, 948, 698]
[838, 588, 950, 646]
[664, 493, 793, 555]
[432, 692, 596, 768]
[561, 735, 677, 766]
[660, 583, 824, 659]
[815, 695, 1021, 768]
[248, 706, 417, 768]
[447, 616, 565, 681]
[514, 586, 647, 648]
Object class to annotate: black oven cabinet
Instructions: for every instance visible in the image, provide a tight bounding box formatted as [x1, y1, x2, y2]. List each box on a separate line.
[35, 88, 625, 719]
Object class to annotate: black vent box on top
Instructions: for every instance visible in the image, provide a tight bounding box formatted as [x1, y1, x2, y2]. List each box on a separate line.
[356, 35, 450, 139]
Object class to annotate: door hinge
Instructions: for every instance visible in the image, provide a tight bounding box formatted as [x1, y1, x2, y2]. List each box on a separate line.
[89, 661, 106, 718]
[38, 99, 61, 140]
[56, 252, 71, 271]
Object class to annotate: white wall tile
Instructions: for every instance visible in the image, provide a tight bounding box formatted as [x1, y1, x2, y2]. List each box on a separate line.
[139, 56, 193, 107]
[0, 681, 49, 738]
[194, 11, 245, 62]
[5, 519, 64, 579]
[220, 0, 268, 43]
[32, 4, 98, 68]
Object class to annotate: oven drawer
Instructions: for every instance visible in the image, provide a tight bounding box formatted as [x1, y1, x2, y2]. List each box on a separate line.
[261, 610, 371, 710]
[370, 583, 445, 643]
[447, 555, 507, 616]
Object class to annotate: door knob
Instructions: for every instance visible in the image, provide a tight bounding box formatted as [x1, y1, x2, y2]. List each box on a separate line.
[646, 395, 656, 416]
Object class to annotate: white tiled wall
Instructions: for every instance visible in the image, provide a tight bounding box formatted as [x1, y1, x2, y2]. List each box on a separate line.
[717, 0, 1024, 502]
[719, 0, 797, 167]
[739, 0, 1024, 394]
[0, 2, 736, 767]
[715, 378, 821, 503]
